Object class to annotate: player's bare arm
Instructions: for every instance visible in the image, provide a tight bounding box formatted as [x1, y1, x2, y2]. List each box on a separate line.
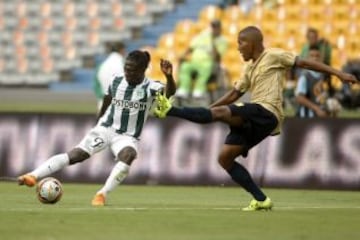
[97, 94, 112, 121]
[210, 88, 243, 108]
[295, 57, 358, 84]
[160, 59, 176, 97]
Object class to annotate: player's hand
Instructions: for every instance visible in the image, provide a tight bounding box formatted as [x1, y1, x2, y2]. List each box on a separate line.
[315, 107, 328, 117]
[339, 72, 358, 84]
[160, 59, 172, 76]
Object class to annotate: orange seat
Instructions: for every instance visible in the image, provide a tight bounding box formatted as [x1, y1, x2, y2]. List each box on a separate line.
[86, 0, 99, 18]
[174, 19, 198, 36]
[198, 5, 223, 24]
[40, 1, 52, 18]
[222, 5, 244, 22]
[157, 33, 176, 50]
[63, 1, 76, 18]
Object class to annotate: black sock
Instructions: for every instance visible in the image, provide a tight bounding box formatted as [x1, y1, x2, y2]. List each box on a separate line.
[227, 162, 266, 201]
[168, 107, 213, 124]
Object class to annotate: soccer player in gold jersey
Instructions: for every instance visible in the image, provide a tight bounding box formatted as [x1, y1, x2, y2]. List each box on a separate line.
[155, 26, 358, 211]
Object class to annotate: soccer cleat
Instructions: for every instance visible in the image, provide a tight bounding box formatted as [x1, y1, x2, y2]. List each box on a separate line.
[17, 174, 37, 187]
[91, 193, 106, 206]
[242, 197, 273, 211]
[154, 92, 173, 118]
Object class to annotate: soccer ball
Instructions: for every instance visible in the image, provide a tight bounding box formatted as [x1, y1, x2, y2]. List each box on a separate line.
[36, 177, 63, 204]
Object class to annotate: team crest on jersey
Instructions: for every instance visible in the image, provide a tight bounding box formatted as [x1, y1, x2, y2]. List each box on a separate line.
[136, 89, 145, 98]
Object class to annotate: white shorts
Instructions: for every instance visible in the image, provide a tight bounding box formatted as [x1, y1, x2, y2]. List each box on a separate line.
[76, 125, 138, 157]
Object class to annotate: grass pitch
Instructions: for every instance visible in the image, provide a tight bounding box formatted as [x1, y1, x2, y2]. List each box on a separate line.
[0, 182, 359, 240]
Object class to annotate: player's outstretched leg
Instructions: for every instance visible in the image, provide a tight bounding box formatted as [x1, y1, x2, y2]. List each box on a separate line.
[18, 174, 37, 187]
[154, 92, 173, 118]
[18, 153, 70, 187]
[155, 93, 213, 123]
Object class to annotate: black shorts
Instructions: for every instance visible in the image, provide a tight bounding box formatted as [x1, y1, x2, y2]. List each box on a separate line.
[225, 103, 278, 157]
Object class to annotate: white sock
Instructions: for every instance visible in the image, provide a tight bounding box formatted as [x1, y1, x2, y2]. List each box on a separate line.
[30, 153, 70, 179]
[97, 161, 130, 196]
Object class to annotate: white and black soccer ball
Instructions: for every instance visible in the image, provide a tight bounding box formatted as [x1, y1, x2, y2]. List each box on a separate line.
[36, 177, 63, 204]
[325, 97, 342, 115]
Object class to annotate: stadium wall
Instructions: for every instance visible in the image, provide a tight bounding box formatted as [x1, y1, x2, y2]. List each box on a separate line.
[0, 114, 359, 190]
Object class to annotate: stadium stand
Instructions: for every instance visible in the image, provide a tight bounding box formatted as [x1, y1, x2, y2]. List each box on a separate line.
[0, 0, 359, 95]
[143, 0, 360, 92]
[0, 0, 177, 88]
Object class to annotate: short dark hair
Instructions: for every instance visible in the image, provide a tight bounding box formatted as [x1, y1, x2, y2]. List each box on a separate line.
[109, 42, 125, 52]
[307, 27, 318, 36]
[239, 26, 263, 42]
[127, 50, 151, 69]
[211, 19, 221, 28]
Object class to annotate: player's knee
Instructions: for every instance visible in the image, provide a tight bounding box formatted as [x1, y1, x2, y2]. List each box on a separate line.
[117, 147, 137, 165]
[68, 148, 90, 165]
[211, 106, 231, 120]
[217, 155, 233, 171]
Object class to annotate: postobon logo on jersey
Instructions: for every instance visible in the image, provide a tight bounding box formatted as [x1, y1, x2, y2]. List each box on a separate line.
[112, 99, 147, 110]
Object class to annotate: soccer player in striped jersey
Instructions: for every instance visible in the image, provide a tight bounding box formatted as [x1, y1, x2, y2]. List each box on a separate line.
[18, 50, 176, 206]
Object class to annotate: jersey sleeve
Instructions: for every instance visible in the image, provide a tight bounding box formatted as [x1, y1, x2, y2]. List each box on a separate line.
[106, 83, 112, 95]
[278, 49, 297, 68]
[149, 80, 165, 96]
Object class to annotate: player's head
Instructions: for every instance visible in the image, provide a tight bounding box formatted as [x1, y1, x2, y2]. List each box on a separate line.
[106, 41, 126, 55]
[210, 19, 222, 37]
[124, 50, 151, 85]
[237, 26, 264, 61]
[308, 44, 321, 62]
[112, 42, 126, 55]
[306, 28, 319, 46]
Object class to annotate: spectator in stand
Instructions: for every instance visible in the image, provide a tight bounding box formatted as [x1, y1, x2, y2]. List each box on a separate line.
[300, 28, 332, 66]
[94, 42, 126, 110]
[299, 27, 335, 104]
[295, 45, 341, 117]
[296, 45, 328, 117]
[176, 20, 228, 100]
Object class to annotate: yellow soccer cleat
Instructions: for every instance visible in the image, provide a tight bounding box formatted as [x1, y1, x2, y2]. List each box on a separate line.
[91, 193, 106, 206]
[18, 174, 37, 187]
[154, 92, 173, 118]
[242, 197, 273, 211]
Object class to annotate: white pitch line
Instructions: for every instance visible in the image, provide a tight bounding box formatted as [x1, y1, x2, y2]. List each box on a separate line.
[1, 206, 360, 212]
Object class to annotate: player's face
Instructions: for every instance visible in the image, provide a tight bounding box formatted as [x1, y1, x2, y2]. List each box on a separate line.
[124, 59, 145, 85]
[211, 25, 221, 37]
[307, 31, 318, 45]
[237, 32, 253, 61]
[309, 49, 321, 62]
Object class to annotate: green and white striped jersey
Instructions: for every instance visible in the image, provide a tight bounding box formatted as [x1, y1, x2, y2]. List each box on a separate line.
[98, 76, 164, 139]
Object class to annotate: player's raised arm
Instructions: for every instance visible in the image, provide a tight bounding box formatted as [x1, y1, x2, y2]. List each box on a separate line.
[160, 59, 176, 97]
[295, 57, 358, 84]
